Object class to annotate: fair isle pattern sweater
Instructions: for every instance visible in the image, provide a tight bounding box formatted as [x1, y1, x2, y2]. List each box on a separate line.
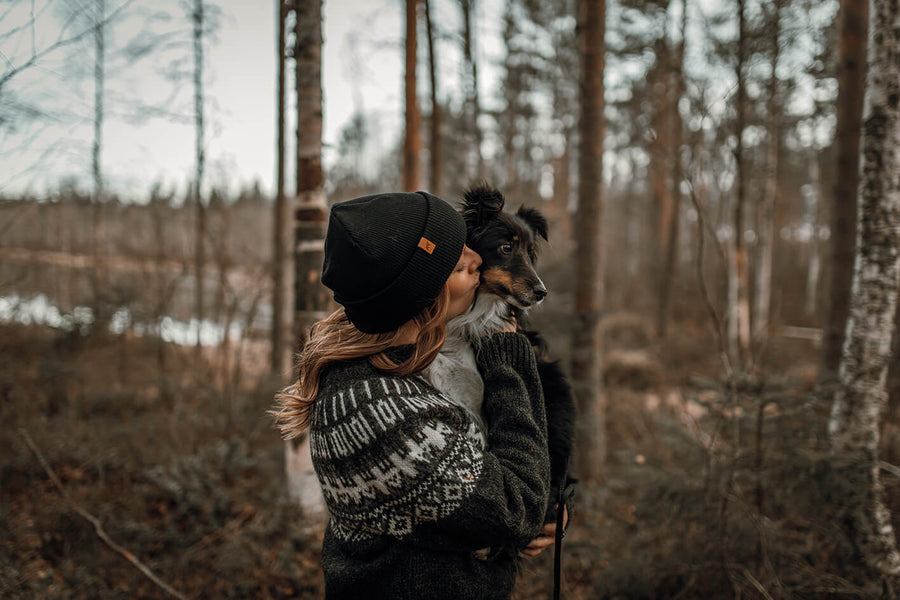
[310, 332, 550, 600]
[310, 375, 485, 541]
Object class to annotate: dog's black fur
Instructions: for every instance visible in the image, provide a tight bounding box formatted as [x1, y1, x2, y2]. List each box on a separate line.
[460, 184, 577, 525]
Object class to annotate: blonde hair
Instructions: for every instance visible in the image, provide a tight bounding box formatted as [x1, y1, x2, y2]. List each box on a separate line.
[272, 285, 451, 439]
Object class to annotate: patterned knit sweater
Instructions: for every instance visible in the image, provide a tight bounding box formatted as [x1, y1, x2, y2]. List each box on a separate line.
[310, 332, 550, 600]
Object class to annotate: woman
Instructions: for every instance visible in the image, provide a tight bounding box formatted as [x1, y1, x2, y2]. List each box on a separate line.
[273, 191, 554, 599]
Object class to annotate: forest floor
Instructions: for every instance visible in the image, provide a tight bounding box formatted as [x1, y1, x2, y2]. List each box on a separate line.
[0, 313, 826, 599]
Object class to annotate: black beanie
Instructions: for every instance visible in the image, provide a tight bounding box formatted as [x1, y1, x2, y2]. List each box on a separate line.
[321, 191, 466, 334]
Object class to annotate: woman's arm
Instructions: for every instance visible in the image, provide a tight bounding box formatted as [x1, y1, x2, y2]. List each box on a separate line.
[310, 336, 549, 550]
[407, 332, 551, 552]
[466, 332, 550, 542]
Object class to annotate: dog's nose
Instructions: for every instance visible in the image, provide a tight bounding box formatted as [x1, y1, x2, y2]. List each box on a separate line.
[534, 285, 547, 301]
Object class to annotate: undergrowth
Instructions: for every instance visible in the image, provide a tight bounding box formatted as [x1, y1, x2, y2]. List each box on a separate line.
[0, 319, 890, 599]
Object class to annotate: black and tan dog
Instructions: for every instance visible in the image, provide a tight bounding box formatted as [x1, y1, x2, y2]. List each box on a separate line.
[423, 184, 576, 589]
[459, 184, 575, 516]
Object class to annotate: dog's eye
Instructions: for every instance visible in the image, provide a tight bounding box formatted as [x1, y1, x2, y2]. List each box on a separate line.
[499, 243, 513, 255]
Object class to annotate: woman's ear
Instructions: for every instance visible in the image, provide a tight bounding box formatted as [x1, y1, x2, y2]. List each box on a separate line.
[461, 184, 505, 229]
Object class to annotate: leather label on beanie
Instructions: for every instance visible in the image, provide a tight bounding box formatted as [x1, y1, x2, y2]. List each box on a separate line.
[418, 237, 436, 254]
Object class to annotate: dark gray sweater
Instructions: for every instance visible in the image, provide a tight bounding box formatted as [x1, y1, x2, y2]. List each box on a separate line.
[309, 332, 551, 600]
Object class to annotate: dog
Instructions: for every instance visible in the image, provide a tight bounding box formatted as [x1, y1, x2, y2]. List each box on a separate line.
[423, 184, 576, 552]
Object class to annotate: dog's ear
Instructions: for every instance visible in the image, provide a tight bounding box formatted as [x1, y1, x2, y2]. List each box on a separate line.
[516, 206, 549, 241]
[462, 184, 505, 229]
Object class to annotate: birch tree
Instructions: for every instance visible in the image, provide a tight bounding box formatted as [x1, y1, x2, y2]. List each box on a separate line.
[829, 0, 900, 587]
[82, 0, 109, 321]
[890, 300, 900, 413]
[572, 0, 606, 483]
[192, 0, 207, 355]
[287, 0, 329, 517]
[91, 0, 106, 287]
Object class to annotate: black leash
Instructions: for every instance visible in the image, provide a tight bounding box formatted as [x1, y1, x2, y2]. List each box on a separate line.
[553, 467, 575, 600]
[553, 481, 565, 600]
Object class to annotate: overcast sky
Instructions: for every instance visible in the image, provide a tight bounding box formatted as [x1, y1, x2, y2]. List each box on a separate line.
[1, 0, 505, 200]
[2, 0, 833, 200]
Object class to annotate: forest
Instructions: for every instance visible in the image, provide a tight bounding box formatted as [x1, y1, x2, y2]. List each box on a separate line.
[2, 0, 900, 598]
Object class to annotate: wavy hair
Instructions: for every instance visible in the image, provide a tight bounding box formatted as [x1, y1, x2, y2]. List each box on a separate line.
[272, 285, 451, 439]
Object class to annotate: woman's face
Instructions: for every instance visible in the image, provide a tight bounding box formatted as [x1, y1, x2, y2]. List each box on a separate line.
[445, 245, 483, 320]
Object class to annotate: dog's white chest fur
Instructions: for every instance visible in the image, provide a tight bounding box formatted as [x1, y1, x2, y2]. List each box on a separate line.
[423, 332, 486, 435]
[422, 294, 512, 445]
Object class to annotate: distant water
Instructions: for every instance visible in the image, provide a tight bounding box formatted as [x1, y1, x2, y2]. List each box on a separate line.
[0, 293, 242, 347]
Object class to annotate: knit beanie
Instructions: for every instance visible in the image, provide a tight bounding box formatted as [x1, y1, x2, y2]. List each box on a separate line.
[322, 191, 466, 334]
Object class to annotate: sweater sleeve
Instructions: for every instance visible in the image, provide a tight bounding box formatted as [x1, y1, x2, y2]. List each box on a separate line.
[409, 332, 550, 552]
[450, 332, 551, 546]
[310, 335, 549, 550]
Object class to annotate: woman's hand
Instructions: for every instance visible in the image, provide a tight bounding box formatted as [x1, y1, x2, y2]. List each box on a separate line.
[520, 506, 569, 557]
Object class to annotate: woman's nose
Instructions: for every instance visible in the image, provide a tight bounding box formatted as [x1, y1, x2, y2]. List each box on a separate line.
[468, 248, 482, 271]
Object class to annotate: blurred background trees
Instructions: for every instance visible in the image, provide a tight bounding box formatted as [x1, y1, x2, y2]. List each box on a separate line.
[3, 0, 900, 597]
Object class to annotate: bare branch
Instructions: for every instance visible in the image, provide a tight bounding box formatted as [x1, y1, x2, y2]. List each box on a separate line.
[18, 428, 188, 600]
[686, 167, 734, 379]
[0, 0, 138, 95]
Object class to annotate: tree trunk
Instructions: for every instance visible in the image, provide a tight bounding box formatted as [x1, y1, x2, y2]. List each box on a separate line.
[625, 154, 641, 285]
[728, 0, 751, 366]
[572, 0, 606, 484]
[502, 6, 517, 190]
[504, 110, 516, 189]
[193, 0, 206, 357]
[888, 299, 900, 422]
[823, 0, 868, 379]
[460, 0, 484, 181]
[753, 0, 782, 345]
[424, 0, 441, 195]
[403, 0, 421, 192]
[272, 0, 290, 376]
[649, 39, 673, 303]
[656, 1, 687, 339]
[150, 196, 169, 388]
[829, 0, 900, 587]
[289, 0, 329, 518]
[548, 134, 572, 264]
[804, 155, 822, 318]
[91, 0, 105, 292]
[215, 200, 232, 401]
